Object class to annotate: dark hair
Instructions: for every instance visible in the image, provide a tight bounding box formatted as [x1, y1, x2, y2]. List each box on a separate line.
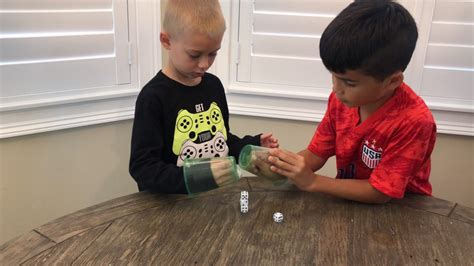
[319, 0, 418, 80]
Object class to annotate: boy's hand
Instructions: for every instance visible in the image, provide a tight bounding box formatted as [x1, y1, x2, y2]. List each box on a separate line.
[267, 148, 316, 191]
[210, 158, 237, 187]
[260, 133, 279, 148]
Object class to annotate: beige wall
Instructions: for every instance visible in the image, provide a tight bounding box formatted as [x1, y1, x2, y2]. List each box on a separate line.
[0, 121, 137, 244]
[1, 115, 473, 245]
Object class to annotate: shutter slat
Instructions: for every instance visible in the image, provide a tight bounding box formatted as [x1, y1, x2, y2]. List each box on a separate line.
[255, 0, 350, 15]
[1, 58, 117, 98]
[430, 23, 474, 45]
[0, 12, 113, 34]
[0, 34, 115, 63]
[425, 44, 474, 69]
[433, 1, 474, 23]
[254, 13, 332, 36]
[251, 56, 331, 89]
[0, 0, 112, 10]
[253, 34, 320, 59]
[420, 67, 473, 100]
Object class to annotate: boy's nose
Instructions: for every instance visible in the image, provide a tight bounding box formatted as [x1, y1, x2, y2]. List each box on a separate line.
[198, 57, 210, 69]
[332, 84, 343, 95]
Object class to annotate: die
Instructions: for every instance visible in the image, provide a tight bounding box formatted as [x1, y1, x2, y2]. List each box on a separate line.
[273, 212, 283, 223]
[241, 190, 249, 199]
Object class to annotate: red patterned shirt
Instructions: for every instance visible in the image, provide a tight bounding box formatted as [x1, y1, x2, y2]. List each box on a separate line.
[308, 83, 436, 198]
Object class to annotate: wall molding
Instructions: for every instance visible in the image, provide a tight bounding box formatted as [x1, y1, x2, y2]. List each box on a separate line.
[0, 104, 135, 139]
[227, 86, 474, 137]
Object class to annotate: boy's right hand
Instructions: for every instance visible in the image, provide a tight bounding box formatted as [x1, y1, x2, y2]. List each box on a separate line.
[267, 148, 316, 191]
[210, 158, 238, 187]
[260, 132, 279, 148]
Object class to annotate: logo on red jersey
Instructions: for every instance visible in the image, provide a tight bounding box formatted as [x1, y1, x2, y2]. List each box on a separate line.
[361, 140, 382, 169]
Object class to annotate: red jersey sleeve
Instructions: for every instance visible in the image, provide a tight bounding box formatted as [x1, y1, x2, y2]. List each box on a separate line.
[369, 118, 436, 198]
[308, 93, 336, 159]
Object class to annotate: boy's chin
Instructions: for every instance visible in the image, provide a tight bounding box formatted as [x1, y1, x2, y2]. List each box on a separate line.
[339, 99, 356, 108]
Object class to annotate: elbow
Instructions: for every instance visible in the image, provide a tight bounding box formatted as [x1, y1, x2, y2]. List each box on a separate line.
[371, 195, 391, 204]
[369, 191, 392, 204]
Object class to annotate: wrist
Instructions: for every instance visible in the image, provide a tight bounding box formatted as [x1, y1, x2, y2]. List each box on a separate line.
[303, 173, 320, 192]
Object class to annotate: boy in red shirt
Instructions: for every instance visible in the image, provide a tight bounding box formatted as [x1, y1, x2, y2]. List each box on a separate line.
[267, 0, 437, 203]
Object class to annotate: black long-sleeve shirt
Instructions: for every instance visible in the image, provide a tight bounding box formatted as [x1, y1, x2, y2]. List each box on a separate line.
[129, 71, 260, 194]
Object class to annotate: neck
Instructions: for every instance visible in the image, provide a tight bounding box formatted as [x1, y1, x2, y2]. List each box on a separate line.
[359, 88, 397, 122]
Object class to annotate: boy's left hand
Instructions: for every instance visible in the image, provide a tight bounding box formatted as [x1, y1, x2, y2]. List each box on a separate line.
[260, 132, 279, 148]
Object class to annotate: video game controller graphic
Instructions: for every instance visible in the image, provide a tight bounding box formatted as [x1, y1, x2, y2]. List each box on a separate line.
[172, 102, 227, 155]
[176, 131, 229, 166]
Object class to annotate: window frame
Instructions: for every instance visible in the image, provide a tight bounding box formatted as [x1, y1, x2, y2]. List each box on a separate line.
[0, 0, 162, 138]
[213, 0, 473, 136]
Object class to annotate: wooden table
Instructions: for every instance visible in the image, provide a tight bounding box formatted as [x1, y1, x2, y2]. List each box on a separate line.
[1, 177, 473, 265]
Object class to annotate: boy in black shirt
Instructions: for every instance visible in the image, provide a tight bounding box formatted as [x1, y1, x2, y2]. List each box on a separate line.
[129, 0, 279, 194]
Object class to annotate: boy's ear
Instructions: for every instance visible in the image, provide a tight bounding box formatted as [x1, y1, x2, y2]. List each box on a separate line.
[160, 32, 171, 50]
[387, 71, 404, 90]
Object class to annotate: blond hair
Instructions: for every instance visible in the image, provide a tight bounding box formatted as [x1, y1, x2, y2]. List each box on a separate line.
[163, 0, 226, 39]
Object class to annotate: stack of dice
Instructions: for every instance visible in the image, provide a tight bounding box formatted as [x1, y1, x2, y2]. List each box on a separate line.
[240, 191, 249, 213]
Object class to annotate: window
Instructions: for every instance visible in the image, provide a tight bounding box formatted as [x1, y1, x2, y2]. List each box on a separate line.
[0, 0, 161, 138]
[215, 0, 473, 136]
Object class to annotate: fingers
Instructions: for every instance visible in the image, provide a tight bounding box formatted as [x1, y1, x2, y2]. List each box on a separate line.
[270, 165, 293, 177]
[260, 133, 280, 148]
[210, 159, 237, 186]
[260, 132, 272, 139]
[269, 148, 299, 163]
[214, 173, 234, 186]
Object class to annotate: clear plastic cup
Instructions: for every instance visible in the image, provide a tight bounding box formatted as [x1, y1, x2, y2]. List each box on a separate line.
[238, 145, 287, 183]
[183, 156, 241, 195]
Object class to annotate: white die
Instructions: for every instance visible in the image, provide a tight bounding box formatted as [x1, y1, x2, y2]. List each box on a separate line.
[273, 212, 283, 223]
[241, 191, 249, 199]
[240, 197, 248, 214]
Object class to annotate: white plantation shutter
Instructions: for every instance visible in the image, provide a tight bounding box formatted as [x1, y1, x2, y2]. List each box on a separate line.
[237, 0, 351, 92]
[0, 0, 130, 103]
[417, 0, 473, 108]
[0, 0, 165, 138]
[218, 0, 473, 136]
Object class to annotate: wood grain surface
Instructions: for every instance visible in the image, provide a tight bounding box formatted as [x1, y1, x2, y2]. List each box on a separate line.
[1, 176, 473, 265]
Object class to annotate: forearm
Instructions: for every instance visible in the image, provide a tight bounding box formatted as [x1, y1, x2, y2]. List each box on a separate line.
[227, 132, 261, 160]
[305, 174, 391, 204]
[297, 149, 327, 172]
[129, 155, 186, 194]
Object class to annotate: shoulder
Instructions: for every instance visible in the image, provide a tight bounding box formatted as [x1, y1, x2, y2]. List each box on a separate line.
[203, 72, 222, 83]
[202, 73, 225, 90]
[386, 84, 436, 137]
[137, 71, 173, 103]
[397, 84, 435, 125]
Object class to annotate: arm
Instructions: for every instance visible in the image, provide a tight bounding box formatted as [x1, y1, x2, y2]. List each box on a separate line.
[268, 149, 391, 204]
[297, 149, 326, 172]
[308, 175, 391, 204]
[226, 132, 261, 159]
[129, 92, 186, 194]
